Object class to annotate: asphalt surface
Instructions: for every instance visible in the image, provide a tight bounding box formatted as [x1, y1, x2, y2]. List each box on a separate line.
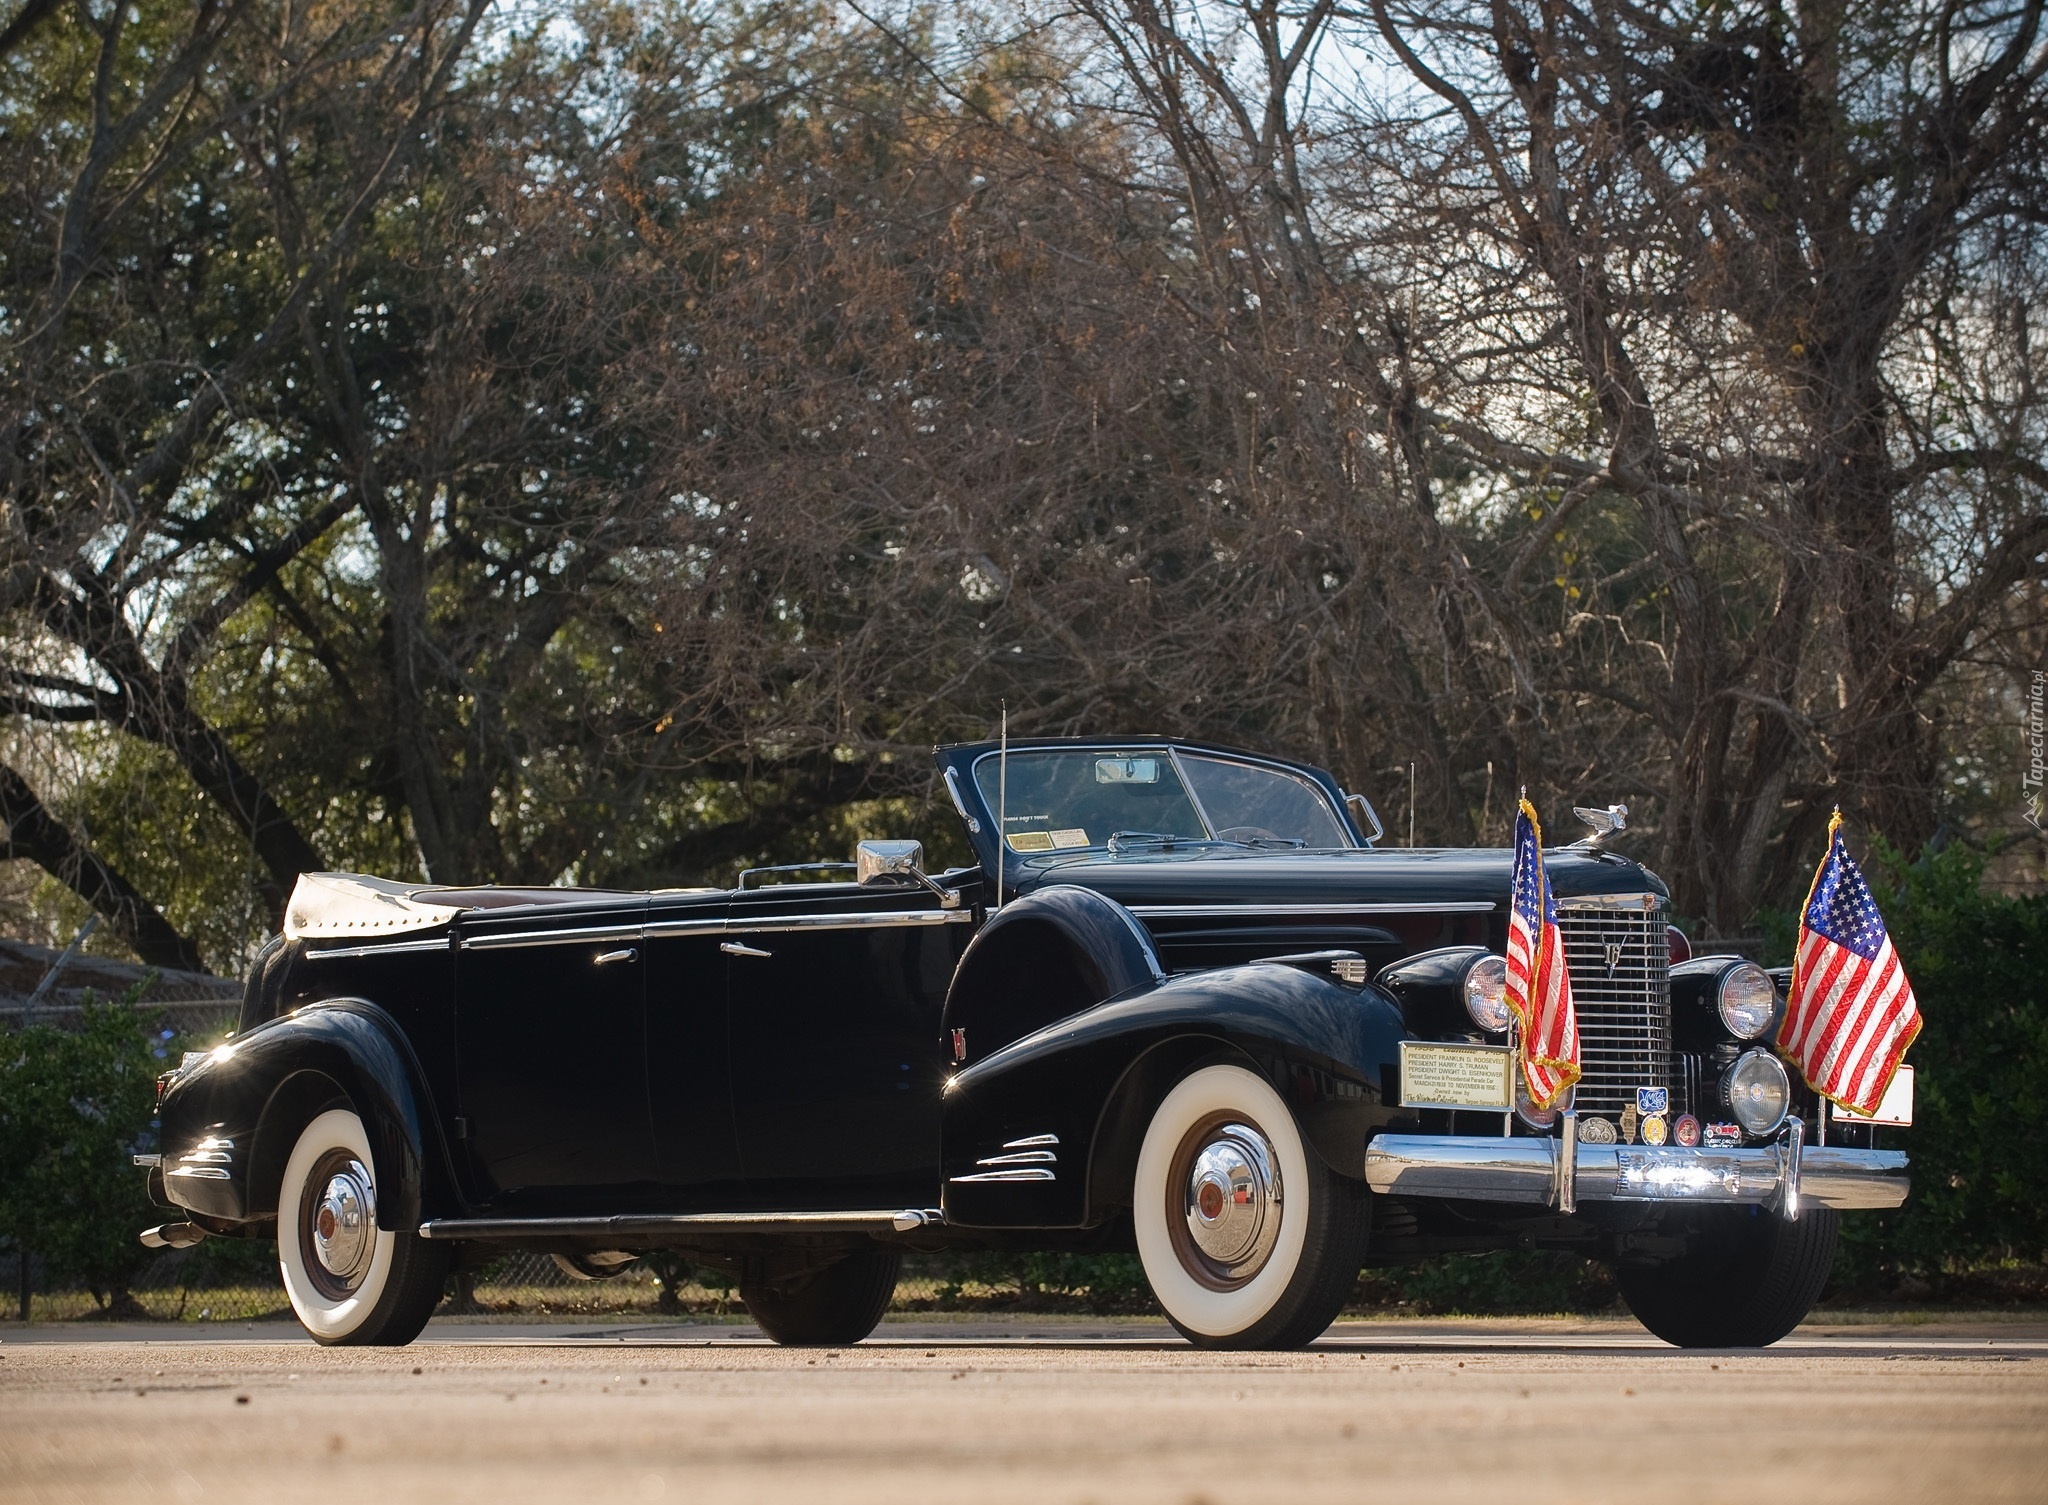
[5, 1316, 2046, 1504]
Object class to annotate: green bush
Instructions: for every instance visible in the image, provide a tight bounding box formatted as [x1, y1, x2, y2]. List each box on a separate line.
[1790, 841, 2048, 1291]
[0, 993, 173, 1314]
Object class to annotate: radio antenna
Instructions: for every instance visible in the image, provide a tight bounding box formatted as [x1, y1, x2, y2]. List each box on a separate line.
[995, 702, 1008, 911]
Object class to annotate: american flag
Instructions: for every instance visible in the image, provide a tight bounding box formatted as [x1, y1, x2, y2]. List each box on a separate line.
[1781, 812, 1922, 1116]
[1505, 798, 1580, 1108]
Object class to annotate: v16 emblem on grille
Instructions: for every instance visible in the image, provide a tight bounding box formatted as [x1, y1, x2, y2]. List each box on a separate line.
[1603, 941, 1623, 978]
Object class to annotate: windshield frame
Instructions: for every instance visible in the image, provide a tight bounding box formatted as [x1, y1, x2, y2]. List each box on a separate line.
[966, 743, 1359, 857]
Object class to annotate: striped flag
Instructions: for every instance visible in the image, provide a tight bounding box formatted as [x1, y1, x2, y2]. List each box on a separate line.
[1781, 812, 1922, 1116]
[1505, 798, 1581, 1109]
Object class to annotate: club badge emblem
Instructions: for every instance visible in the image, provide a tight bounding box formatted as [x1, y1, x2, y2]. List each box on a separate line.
[1640, 1112, 1669, 1146]
[1576, 1116, 1618, 1145]
[1636, 1086, 1669, 1116]
[1703, 1122, 1744, 1148]
[1673, 1114, 1702, 1147]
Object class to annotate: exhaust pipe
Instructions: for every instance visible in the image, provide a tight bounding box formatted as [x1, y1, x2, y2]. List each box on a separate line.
[138, 1222, 208, 1250]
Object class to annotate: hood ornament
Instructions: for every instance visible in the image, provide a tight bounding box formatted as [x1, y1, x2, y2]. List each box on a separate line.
[1570, 803, 1628, 850]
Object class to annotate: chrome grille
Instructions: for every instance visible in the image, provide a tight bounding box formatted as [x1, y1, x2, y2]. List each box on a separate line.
[1556, 899, 1673, 1118]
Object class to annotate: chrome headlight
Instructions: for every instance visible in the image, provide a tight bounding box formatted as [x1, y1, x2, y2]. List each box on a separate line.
[1721, 1049, 1791, 1137]
[1717, 962, 1777, 1040]
[1463, 954, 1511, 1033]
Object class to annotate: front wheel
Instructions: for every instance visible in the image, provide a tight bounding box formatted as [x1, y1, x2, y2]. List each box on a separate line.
[1618, 1204, 1840, 1348]
[741, 1247, 902, 1346]
[1133, 1062, 1367, 1350]
[277, 1107, 448, 1346]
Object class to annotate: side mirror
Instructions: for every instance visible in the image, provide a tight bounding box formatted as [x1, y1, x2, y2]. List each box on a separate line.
[857, 839, 924, 886]
[856, 839, 961, 908]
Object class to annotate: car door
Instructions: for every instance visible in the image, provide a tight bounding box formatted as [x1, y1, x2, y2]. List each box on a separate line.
[455, 900, 654, 1212]
[642, 890, 743, 1202]
[721, 885, 971, 1208]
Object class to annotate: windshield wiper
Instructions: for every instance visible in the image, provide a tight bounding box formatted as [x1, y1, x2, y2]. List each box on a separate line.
[1107, 830, 1307, 854]
[1106, 831, 1203, 853]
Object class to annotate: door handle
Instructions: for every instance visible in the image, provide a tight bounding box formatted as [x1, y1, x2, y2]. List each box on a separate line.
[593, 947, 638, 966]
[720, 941, 772, 958]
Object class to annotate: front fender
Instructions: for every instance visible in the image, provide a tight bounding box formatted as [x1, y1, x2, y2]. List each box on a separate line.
[940, 885, 1165, 1063]
[940, 962, 1408, 1228]
[156, 999, 453, 1234]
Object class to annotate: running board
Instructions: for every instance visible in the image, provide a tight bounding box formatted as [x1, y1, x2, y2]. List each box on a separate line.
[417, 1208, 945, 1241]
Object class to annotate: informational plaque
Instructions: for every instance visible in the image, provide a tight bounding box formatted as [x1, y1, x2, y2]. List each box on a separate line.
[1399, 1041, 1514, 1111]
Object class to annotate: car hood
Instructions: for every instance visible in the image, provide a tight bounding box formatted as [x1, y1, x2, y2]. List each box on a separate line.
[1009, 844, 1667, 910]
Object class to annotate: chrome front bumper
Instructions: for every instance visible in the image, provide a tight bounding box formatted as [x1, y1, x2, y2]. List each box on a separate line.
[1365, 1128, 1908, 1217]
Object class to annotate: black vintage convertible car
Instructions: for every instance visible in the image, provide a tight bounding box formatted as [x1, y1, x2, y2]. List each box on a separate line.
[138, 737, 1909, 1348]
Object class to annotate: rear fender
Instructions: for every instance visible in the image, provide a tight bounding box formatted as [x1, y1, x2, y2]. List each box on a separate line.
[156, 999, 453, 1233]
[940, 962, 1407, 1229]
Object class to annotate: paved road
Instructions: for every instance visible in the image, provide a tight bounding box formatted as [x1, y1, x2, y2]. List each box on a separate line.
[6, 1317, 2046, 1504]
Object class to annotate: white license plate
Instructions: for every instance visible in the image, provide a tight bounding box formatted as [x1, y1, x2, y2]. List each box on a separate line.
[1836, 1064, 1915, 1127]
[1399, 1041, 1513, 1111]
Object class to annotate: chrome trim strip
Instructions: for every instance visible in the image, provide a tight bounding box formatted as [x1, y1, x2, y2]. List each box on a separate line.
[942, 766, 982, 834]
[1130, 902, 1495, 918]
[948, 1167, 1057, 1184]
[304, 937, 450, 960]
[727, 910, 972, 934]
[166, 1166, 232, 1181]
[975, 1150, 1057, 1167]
[644, 916, 733, 939]
[1363, 1134, 1908, 1211]
[1001, 1134, 1060, 1149]
[417, 1209, 934, 1241]
[1553, 892, 1665, 912]
[460, 924, 643, 951]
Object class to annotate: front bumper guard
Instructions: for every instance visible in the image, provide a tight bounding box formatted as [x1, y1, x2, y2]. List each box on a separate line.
[1365, 1119, 1907, 1219]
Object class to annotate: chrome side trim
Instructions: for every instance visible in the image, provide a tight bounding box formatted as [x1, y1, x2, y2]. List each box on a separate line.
[975, 1150, 1056, 1167]
[166, 1165, 231, 1181]
[460, 924, 643, 951]
[728, 909, 972, 934]
[304, 937, 451, 961]
[643, 916, 731, 939]
[948, 1167, 1057, 1184]
[1363, 1134, 1908, 1212]
[418, 1209, 938, 1241]
[1129, 902, 1495, 918]
[1001, 1134, 1060, 1149]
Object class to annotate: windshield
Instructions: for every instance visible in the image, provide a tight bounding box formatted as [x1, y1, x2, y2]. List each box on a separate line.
[971, 749, 1352, 853]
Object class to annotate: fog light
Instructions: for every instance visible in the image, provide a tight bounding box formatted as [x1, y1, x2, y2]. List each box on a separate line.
[1721, 1049, 1791, 1137]
[1514, 1070, 1568, 1130]
[1464, 954, 1511, 1033]
[1717, 962, 1778, 1040]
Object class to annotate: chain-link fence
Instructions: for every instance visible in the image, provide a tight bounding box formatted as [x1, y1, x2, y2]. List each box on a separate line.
[6, 1240, 1653, 1325]
[4, 1246, 1174, 1324]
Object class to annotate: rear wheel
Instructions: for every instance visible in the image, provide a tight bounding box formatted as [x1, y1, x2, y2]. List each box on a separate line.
[741, 1247, 902, 1346]
[1619, 1204, 1839, 1348]
[1133, 1063, 1367, 1350]
[277, 1107, 448, 1346]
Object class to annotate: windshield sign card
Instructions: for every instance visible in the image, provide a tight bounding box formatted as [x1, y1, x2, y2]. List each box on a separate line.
[1399, 1041, 1514, 1111]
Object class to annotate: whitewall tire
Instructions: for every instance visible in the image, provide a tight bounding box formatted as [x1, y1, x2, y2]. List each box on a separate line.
[1133, 1063, 1367, 1349]
[277, 1107, 446, 1346]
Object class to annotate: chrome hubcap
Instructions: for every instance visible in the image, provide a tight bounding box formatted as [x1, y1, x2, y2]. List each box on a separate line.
[309, 1159, 375, 1286]
[1181, 1123, 1282, 1280]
